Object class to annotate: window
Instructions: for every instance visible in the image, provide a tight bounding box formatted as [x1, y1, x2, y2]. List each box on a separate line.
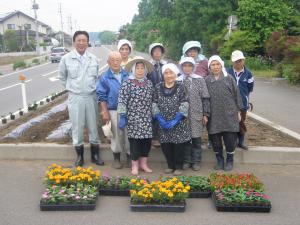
[7, 24, 16, 30]
[24, 24, 31, 30]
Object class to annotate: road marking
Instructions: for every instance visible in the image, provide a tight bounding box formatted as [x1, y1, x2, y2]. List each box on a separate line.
[0, 79, 32, 92]
[49, 76, 59, 82]
[42, 70, 58, 77]
[0, 62, 51, 78]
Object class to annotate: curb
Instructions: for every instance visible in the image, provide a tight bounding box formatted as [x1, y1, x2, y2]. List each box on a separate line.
[248, 112, 300, 141]
[0, 143, 300, 164]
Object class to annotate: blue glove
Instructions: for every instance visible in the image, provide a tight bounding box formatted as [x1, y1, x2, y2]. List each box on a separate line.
[165, 112, 184, 129]
[118, 114, 127, 129]
[154, 113, 168, 129]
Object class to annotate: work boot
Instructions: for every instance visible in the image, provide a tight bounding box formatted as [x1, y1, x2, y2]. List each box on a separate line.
[112, 153, 123, 169]
[91, 144, 104, 166]
[131, 160, 139, 175]
[75, 145, 84, 167]
[183, 163, 191, 170]
[192, 162, 201, 171]
[238, 134, 248, 150]
[224, 153, 234, 171]
[139, 157, 152, 173]
[125, 153, 131, 168]
[214, 153, 224, 170]
[173, 169, 183, 176]
[164, 168, 174, 174]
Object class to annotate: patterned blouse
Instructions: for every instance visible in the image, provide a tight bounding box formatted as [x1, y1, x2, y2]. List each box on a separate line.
[183, 75, 210, 138]
[118, 78, 153, 139]
[153, 82, 191, 144]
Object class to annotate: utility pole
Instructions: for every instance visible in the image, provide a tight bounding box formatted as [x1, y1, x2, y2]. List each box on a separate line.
[58, 2, 64, 47]
[68, 15, 73, 35]
[32, 0, 40, 55]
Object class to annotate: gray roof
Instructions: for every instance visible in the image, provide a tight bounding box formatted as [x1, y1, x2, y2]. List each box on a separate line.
[0, 10, 50, 28]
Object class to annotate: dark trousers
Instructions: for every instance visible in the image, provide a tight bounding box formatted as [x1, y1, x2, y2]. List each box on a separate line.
[184, 137, 202, 164]
[128, 138, 151, 161]
[210, 132, 237, 162]
[238, 110, 248, 144]
[161, 141, 191, 170]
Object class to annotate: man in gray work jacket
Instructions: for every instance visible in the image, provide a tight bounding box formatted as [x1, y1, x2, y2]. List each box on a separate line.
[59, 30, 104, 167]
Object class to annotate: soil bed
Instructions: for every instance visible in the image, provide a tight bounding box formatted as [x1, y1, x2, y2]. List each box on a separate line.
[0, 93, 299, 147]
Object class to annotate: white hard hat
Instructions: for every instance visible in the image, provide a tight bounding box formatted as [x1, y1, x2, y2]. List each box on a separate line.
[148, 43, 165, 55]
[231, 50, 245, 62]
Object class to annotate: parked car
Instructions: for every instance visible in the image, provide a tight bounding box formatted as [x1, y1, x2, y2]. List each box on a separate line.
[94, 41, 101, 47]
[50, 47, 69, 63]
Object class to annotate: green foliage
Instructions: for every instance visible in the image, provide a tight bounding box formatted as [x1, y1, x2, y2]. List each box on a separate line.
[13, 60, 26, 70]
[3, 30, 19, 52]
[237, 0, 292, 53]
[246, 57, 273, 71]
[219, 30, 257, 58]
[98, 31, 117, 44]
[32, 58, 40, 64]
[282, 63, 300, 84]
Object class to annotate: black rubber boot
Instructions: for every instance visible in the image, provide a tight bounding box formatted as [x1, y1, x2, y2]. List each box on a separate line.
[75, 145, 84, 167]
[125, 153, 131, 168]
[214, 153, 224, 170]
[112, 153, 123, 169]
[91, 144, 104, 166]
[224, 153, 234, 171]
[238, 134, 248, 150]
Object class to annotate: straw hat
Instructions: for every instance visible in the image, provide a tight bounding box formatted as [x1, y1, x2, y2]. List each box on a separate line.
[125, 56, 154, 73]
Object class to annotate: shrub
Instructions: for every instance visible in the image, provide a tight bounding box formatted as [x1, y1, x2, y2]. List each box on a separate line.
[282, 63, 300, 84]
[13, 60, 26, 70]
[32, 58, 40, 64]
[246, 57, 273, 71]
[219, 30, 257, 59]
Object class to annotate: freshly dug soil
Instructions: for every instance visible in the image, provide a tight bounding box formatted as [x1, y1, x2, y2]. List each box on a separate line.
[0, 95, 299, 147]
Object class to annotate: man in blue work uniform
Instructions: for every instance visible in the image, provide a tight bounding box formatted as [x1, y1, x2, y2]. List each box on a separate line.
[227, 50, 254, 150]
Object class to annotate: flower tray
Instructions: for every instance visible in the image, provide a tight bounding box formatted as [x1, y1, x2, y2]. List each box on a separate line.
[40, 200, 97, 211]
[212, 193, 271, 213]
[99, 188, 130, 196]
[189, 190, 211, 198]
[130, 200, 186, 212]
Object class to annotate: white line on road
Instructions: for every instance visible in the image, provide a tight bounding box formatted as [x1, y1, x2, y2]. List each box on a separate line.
[0, 79, 32, 92]
[49, 76, 59, 82]
[42, 70, 58, 77]
[0, 62, 51, 78]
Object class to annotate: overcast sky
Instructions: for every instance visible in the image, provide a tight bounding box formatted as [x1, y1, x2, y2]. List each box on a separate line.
[0, 0, 140, 33]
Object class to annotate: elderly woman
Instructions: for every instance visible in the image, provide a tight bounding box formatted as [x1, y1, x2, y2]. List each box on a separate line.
[179, 57, 210, 171]
[117, 39, 133, 68]
[205, 55, 243, 171]
[117, 57, 154, 175]
[153, 63, 191, 176]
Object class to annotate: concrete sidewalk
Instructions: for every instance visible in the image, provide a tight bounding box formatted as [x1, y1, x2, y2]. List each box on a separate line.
[0, 159, 299, 225]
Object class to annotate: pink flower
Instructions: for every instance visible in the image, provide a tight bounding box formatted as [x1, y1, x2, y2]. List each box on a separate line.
[75, 196, 80, 200]
[60, 189, 65, 193]
[246, 191, 251, 197]
[262, 194, 269, 199]
[42, 193, 48, 198]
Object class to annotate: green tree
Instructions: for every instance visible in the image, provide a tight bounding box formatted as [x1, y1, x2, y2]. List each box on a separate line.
[237, 0, 292, 53]
[98, 31, 117, 44]
[3, 30, 19, 52]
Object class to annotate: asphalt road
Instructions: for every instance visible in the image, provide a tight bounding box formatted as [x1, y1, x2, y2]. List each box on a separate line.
[251, 78, 300, 133]
[0, 160, 299, 225]
[0, 46, 111, 116]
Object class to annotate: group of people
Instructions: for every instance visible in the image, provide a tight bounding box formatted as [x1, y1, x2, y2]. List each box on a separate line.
[59, 30, 254, 176]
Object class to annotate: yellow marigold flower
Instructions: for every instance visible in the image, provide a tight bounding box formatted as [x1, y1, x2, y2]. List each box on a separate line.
[76, 166, 82, 171]
[55, 179, 60, 184]
[185, 186, 191, 191]
[130, 179, 137, 183]
[183, 189, 188, 193]
[168, 192, 174, 198]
